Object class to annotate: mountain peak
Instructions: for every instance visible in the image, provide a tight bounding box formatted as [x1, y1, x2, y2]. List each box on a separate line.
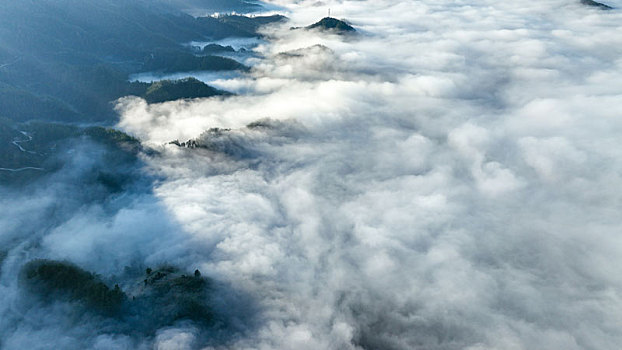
[306, 17, 356, 33]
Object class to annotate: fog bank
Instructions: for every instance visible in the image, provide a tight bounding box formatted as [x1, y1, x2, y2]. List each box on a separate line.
[116, 0, 622, 349]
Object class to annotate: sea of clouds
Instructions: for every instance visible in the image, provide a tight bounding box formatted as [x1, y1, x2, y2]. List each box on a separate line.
[2, 0, 622, 349]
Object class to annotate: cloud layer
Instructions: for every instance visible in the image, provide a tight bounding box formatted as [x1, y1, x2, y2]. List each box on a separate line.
[2, 0, 622, 349]
[119, 0, 622, 348]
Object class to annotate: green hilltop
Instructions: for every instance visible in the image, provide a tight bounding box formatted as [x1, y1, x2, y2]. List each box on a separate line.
[306, 17, 356, 33]
[144, 77, 230, 104]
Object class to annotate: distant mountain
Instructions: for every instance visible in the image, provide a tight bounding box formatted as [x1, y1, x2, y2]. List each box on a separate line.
[200, 44, 236, 54]
[216, 14, 288, 34]
[581, 0, 613, 9]
[306, 17, 356, 33]
[141, 49, 248, 73]
[0, 0, 283, 123]
[143, 77, 230, 104]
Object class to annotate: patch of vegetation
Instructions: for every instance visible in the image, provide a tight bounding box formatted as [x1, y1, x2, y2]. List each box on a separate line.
[212, 14, 287, 37]
[0, 117, 20, 142]
[170, 127, 263, 159]
[180, 0, 261, 13]
[21, 122, 81, 147]
[0, 83, 79, 122]
[580, 0, 613, 9]
[0, 251, 6, 278]
[83, 127, 140, 148]
[144, 77, 229, 104]
[133, 266, 213, 326]
[142, 49, 248, 73]
[0, 1, 284, 123]
[306, 17, 356, 33]
[21, 260, 126, 316]
[201, 44, 236, 54]
[19, 260, 215, 332]
[0, 119, 140, 186]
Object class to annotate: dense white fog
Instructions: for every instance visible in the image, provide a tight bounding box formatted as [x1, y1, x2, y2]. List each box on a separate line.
[115, 0, 622, 349]
[2, 0, 622, 349]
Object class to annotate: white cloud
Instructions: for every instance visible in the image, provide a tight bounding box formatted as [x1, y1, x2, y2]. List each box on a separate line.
[113, 0, 622, 348]
[2, 0, 622, 349]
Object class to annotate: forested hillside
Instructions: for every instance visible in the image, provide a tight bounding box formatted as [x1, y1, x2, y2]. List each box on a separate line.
[0, 0, 284, 122]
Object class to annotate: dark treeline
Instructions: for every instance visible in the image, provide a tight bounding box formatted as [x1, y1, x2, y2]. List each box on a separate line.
[20, 260, 216, 333]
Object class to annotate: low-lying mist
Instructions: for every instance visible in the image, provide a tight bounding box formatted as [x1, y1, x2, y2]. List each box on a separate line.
[0, 136, 258, 349]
